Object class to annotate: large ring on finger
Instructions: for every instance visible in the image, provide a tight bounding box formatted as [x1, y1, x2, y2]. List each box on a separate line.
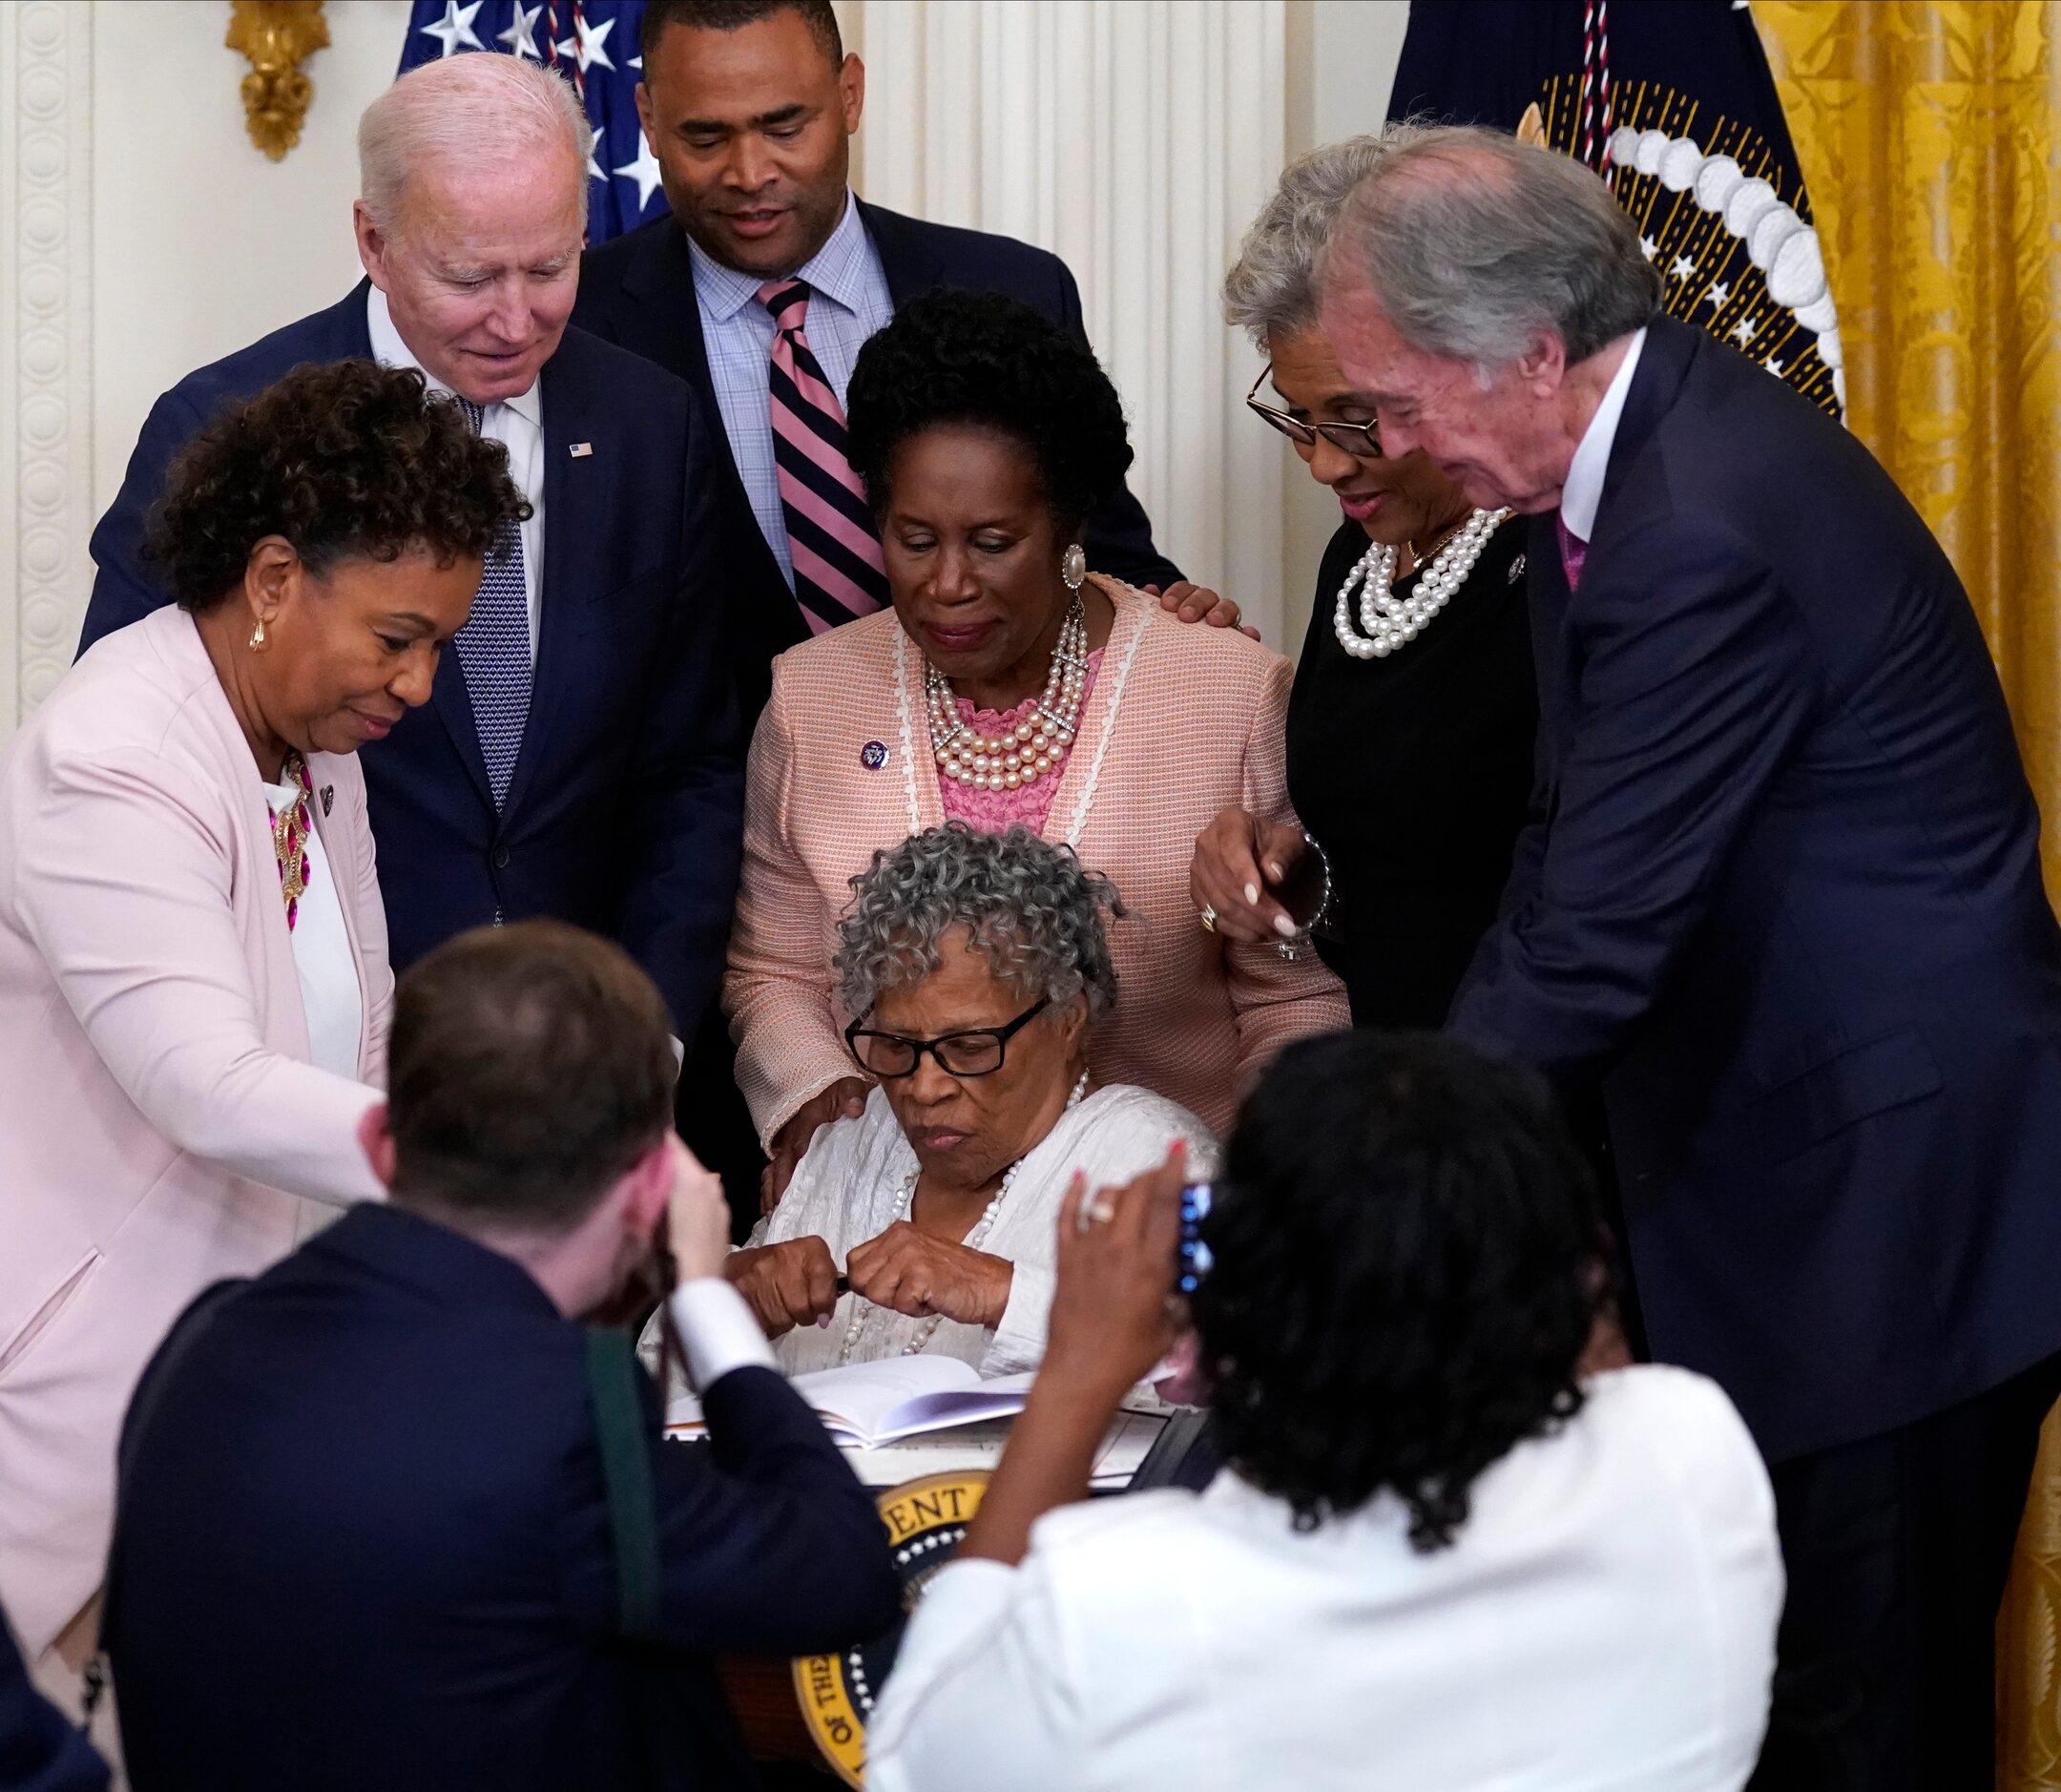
[1075, 1193, 1118, 1233]
[1198, 903, 1218, 934]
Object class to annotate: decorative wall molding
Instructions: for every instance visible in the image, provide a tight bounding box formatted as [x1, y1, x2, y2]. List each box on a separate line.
[855, 0, 1288, 640]
[3, 0, 94, 729]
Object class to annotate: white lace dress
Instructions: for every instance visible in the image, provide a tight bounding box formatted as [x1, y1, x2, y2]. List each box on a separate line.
[752, 1083, 1218, 1377]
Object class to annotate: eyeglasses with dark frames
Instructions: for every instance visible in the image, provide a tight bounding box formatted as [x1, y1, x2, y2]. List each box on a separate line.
[844, 997, 1051, 1079]
[1244, 364, 1384, 459]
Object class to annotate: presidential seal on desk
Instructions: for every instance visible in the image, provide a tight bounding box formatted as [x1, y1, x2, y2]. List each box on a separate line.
[794, 1470, 990, 1786]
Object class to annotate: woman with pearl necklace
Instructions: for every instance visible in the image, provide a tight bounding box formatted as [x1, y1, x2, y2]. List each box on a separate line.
[1190, 139, 1537, 1030]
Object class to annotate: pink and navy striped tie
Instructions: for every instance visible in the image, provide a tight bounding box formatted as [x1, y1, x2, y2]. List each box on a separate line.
[758, 279, 888, 634]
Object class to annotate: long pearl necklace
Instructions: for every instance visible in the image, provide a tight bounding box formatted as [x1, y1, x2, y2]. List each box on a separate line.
[1333, 507, 1511, 660]
[925, 597, 1088, 792]
[838, 1070, 1091, 1365]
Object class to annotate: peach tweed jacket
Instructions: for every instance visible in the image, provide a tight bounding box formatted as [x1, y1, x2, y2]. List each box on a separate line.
[726, 576, 1350, 1144]
[0, 606, 388, 1656]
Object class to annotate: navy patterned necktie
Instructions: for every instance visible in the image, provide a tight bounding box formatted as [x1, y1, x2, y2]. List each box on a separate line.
[451, 396, 531, 809]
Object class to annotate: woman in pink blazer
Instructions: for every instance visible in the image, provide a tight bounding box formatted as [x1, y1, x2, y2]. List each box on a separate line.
[0, 362, 523, 1680]
[728, 291, 1349, 1201]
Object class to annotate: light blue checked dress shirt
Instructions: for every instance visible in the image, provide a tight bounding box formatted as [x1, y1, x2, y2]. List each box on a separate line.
[688, 192, 894, 591]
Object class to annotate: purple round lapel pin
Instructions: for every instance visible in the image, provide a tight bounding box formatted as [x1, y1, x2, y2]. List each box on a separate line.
[861, 740, 889, 770]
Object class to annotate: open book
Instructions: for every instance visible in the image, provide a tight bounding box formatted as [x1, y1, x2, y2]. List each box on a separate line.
[667, 1357, 1037, 1449]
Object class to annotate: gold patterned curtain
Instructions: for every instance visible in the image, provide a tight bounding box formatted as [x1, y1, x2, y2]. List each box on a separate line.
[1756, 3, 2061, 1784]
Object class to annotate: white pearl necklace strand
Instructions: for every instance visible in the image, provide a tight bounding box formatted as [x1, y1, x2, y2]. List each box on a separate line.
[925, 597, 1088, 792]
[837, 1071, 1091, 1365]
[1332, 507, 1511, 660]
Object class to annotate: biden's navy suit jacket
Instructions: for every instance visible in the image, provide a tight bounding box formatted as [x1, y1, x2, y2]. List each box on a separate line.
[1449, 315, 2061, 1463]
[104, 1204, 899, 1792]
[572, 200, 1185, 719]
[77, 285, 745, 1038]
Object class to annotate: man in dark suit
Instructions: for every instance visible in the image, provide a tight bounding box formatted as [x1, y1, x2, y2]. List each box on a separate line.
[104, 921, 899, 1792]
[79, 54, 742, 1050]
[1320, 125, 2061, 1790]
[574, 0, 1240, 718]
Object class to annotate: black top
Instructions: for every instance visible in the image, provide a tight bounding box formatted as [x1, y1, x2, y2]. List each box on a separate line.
[1286, 515, 1536, 1029]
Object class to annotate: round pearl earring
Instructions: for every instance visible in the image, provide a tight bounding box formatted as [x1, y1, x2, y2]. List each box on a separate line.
[1061, 542, 1087, 593]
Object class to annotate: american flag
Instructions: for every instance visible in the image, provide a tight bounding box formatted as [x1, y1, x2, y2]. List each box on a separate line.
[398, 0, 664, 243]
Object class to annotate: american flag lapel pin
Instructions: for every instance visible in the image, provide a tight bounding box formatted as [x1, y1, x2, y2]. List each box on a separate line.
[569, 442, 593, 458]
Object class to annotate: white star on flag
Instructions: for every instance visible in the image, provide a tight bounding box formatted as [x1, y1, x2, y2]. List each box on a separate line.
[1639, 235, 1658, 261]
[1670, 255, 1697, 281]
[1730, 317, 1758, 346]
[498, 1, 542, 59]
[419, 0, 483, 57]
[1701, 281, 1732, 310]
[556, 13, 616, 73]
[1766, 359, 1786, 377]
[614, 133, 664, 210]
[585, 123, 607, 185]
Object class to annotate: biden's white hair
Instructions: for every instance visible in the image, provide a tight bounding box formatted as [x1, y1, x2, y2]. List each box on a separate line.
[359, 54, 593, 236]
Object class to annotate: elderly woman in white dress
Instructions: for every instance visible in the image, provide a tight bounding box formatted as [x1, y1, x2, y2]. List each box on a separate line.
[726, 822, 1217, 1376]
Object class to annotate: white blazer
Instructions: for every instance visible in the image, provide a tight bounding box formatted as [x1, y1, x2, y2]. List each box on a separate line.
[870, 1366, 1784, 1792]
[0, 606, 389, 1655]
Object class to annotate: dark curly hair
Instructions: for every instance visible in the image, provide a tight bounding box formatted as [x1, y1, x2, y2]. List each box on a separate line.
[1193, 1031, 1613, 1552]
[844, 288, 1134, 535]
[144, 359, 531, 614]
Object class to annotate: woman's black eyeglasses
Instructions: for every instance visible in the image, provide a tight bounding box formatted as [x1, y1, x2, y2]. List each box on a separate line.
[844, 997, 1051, 1079]
[1245, 365, 1384, 458]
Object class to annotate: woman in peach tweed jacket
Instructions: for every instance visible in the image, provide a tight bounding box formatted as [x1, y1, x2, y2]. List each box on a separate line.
[728, 292, 1348, 1172]
[728, 565, 1349, 1152]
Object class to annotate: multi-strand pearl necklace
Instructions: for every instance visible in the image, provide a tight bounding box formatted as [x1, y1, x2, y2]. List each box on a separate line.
[838, 1070, 1091, 1365]
[1333, 507, 1511, 660]
[925, 597, 1088, 793]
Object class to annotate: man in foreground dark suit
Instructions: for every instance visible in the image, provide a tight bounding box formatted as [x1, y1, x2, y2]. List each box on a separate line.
[104, 921, 899, 1792]
[1320, 124, 2061, 1791]
[78, 53, 744, 1051]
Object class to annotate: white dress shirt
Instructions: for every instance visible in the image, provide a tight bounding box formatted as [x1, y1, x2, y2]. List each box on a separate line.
[687, 190, 895, 588]
[665, 1277, 780, 1389]
[1558, 324, 1648, 546]
[364, 285, 546, 656]
[868, 1365, 1783, 1792]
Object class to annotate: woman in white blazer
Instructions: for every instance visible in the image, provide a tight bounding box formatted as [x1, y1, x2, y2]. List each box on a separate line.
[0, 361, 525, 1683]
[870, 1031, 1785, 1792]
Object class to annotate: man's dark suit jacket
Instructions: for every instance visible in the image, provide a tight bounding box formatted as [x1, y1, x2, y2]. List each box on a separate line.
[0, 1607, 107, 1792]
[76, 286, 745, 1037]
[103, 1204, 899, 1792]
[1449, 315, 2061, 1464]
[572, 200, 1185, 718]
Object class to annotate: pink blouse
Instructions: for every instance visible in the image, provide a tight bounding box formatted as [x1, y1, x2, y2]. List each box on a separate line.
[939, 649, 1105, 834]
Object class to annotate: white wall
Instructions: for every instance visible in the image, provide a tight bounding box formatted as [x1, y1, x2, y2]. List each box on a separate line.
[1279, 0, 1409, 653]
[2, 0, 409, 728]
[2, 0, 1409, 738]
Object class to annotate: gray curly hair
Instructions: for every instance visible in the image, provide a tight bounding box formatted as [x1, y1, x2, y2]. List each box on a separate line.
[1223, 134, 1396, 348]
[835, 823, 1124, 1021]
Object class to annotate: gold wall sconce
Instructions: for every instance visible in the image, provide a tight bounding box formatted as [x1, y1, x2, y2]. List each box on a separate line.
[226, 0, 330, 160]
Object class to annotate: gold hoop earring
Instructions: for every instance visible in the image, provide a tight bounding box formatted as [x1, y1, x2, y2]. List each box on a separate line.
[248, 617, 267, 652]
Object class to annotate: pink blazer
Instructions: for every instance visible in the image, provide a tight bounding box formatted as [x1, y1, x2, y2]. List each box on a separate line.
[0, 606, 390, 1655]
[726, 576, 1351, 1145]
